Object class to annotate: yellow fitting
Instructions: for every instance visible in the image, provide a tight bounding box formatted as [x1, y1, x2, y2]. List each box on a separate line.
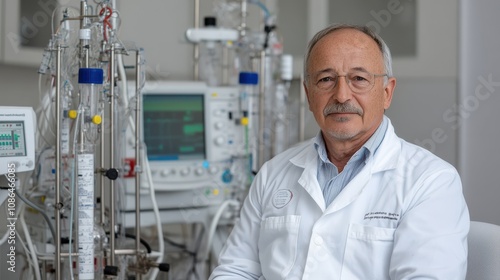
[241, 117, 249, 126]
[68, 110, 78, 119]
[213, 188, 220, 196]
[92, 115, 102, 125]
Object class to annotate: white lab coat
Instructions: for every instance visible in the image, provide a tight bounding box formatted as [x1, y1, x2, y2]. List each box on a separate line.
[210, 117, 469, 280]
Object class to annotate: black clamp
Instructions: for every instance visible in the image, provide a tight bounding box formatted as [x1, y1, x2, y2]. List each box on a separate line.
[103, 265, 119, 276]
[100, 168, 119, 180]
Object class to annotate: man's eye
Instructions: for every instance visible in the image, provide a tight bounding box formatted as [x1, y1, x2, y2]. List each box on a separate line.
[352, 75, 368, 81]
[318, 76, 335, 83]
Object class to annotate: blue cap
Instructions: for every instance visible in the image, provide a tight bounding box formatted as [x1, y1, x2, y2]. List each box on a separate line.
[78, 68, 104, 84]
[239, 72, 259, 85]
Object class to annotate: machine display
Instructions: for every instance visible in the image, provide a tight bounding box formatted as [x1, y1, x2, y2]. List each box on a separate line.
[143, 94, 206, 161]
[0, 121, 27, 157]
[0, 107, 36, 175]
[135, 81, 242, 192]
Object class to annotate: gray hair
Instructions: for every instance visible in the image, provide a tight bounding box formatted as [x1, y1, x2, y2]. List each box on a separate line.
[303, 23, 393, 82]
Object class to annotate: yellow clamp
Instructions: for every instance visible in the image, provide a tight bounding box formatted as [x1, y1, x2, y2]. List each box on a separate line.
[68, 110, 78, 119]
[240, 117, 249, 126]
[92, 115, 102, 125]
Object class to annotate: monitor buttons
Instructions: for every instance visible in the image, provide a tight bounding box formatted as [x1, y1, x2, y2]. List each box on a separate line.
[214, 136, 225, 146]
[160, 169, 175, 177]
[195, 167, 204, 176]
[214, 122, 224, 130]
[180, 168, 190, 176]
[208, 166, 218, 174]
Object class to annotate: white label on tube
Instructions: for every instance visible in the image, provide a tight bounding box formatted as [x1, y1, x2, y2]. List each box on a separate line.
[61, 118, 70, 154]
[77, 153, 94, 279]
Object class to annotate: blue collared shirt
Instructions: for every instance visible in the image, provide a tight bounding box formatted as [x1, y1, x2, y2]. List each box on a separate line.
[314, 117, 388, 207]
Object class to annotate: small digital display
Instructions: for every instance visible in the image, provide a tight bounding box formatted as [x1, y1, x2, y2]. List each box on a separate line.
[0, 121, 27, 157]
[143, 94, 206, 161]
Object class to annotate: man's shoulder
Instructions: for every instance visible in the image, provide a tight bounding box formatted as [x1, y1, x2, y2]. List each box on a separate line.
[397, 136, 458, 174]
[263, 139, 315, 170]
[272, 139, 314, 160]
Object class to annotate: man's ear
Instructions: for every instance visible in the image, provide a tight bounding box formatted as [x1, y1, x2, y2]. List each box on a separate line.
[383, 77, 396, 109]
[304, 80, 313, 111]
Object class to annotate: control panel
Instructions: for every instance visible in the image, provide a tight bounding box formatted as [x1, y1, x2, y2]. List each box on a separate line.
[145, 86, 241, 191]
[0, 106, 36, 175]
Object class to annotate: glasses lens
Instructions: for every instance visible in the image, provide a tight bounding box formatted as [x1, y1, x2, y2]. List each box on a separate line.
[314, 74, 338, 91]
[311, 71, 383, 93]
[347, 71, 374, 92]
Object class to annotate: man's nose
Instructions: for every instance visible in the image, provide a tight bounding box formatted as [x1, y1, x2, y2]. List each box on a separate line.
[332, 76, 352, 103]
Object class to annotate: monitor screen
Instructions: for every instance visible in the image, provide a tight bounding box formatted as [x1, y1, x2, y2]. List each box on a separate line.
[143, 94, 206, 161]
[0, 121, 27, 157]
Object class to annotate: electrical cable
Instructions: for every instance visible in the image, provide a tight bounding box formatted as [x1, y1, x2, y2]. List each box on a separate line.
[163, 236, 196, 255]
[17, 221, 36, 279]
[0, 197, 12, 245]
[143, 148, 165, 279]
[203, 199, 240, 262]
[19, 205, 42, 280]
[14, 189, 56, 244]
[124, 233, 152, 254]
[249, 0, 271, 19]
[103, 231, 152, 254]
[36, 75, 57, 147]
[186, 225, 206, 280]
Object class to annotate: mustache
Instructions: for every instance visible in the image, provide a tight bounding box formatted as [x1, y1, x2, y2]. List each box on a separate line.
[323, 102, 363, 116]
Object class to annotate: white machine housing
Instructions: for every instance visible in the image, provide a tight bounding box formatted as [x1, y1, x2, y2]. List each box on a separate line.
[123, 81, 244, 226]
[136, 81, 241, 191]
[0, 106, 36, 175]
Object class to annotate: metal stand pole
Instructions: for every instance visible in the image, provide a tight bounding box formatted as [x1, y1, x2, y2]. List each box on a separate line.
[194, 0, 200, 80]
[55, 44, 62, 280]
[109, 43, 117, 266]
[134, 49, 143, 280]
[258, 50, 266, 169]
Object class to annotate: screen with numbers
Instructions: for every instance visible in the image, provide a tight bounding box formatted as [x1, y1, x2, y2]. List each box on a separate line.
[0, 121, 27, 157]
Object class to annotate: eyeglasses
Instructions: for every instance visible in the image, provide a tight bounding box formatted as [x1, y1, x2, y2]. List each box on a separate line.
[309, 70, 388, 93]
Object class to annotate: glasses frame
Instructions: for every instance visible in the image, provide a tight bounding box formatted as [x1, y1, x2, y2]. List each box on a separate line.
[309, 71, 388, 94]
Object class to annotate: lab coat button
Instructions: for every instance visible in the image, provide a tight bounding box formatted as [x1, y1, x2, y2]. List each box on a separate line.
[314, 235, 323, 246]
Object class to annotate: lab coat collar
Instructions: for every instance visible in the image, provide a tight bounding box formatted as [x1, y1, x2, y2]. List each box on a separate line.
[289, 116, 400, 212]
[371, 116, 400, 173]
[290, 116, 399, 172]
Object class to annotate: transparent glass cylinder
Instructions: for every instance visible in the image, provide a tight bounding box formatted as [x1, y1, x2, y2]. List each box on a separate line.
[78, 68, 104, 144]
[199, 41, 223, 86]
[238, 72, 259, 173]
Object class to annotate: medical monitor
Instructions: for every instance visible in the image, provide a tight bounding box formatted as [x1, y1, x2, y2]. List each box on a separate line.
[136, 81, 240, 191]
[143, 93, 206, 161]
[0, 107, 36, 175]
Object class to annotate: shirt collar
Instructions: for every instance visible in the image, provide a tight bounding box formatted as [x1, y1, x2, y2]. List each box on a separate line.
[313, 116, 388, 164]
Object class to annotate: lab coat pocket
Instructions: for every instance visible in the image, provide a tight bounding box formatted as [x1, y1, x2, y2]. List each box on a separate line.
[258, 215, 301, 279]
[341, 223, 395, 280]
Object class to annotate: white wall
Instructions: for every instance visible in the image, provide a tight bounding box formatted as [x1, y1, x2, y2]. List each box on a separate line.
[459, 0, 500, 225]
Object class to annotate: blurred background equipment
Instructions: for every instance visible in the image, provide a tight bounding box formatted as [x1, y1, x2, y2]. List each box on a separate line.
[0, 0, 294, 279]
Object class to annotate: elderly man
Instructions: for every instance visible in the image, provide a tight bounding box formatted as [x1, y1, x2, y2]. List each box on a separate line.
[209, 23, 469, 280]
